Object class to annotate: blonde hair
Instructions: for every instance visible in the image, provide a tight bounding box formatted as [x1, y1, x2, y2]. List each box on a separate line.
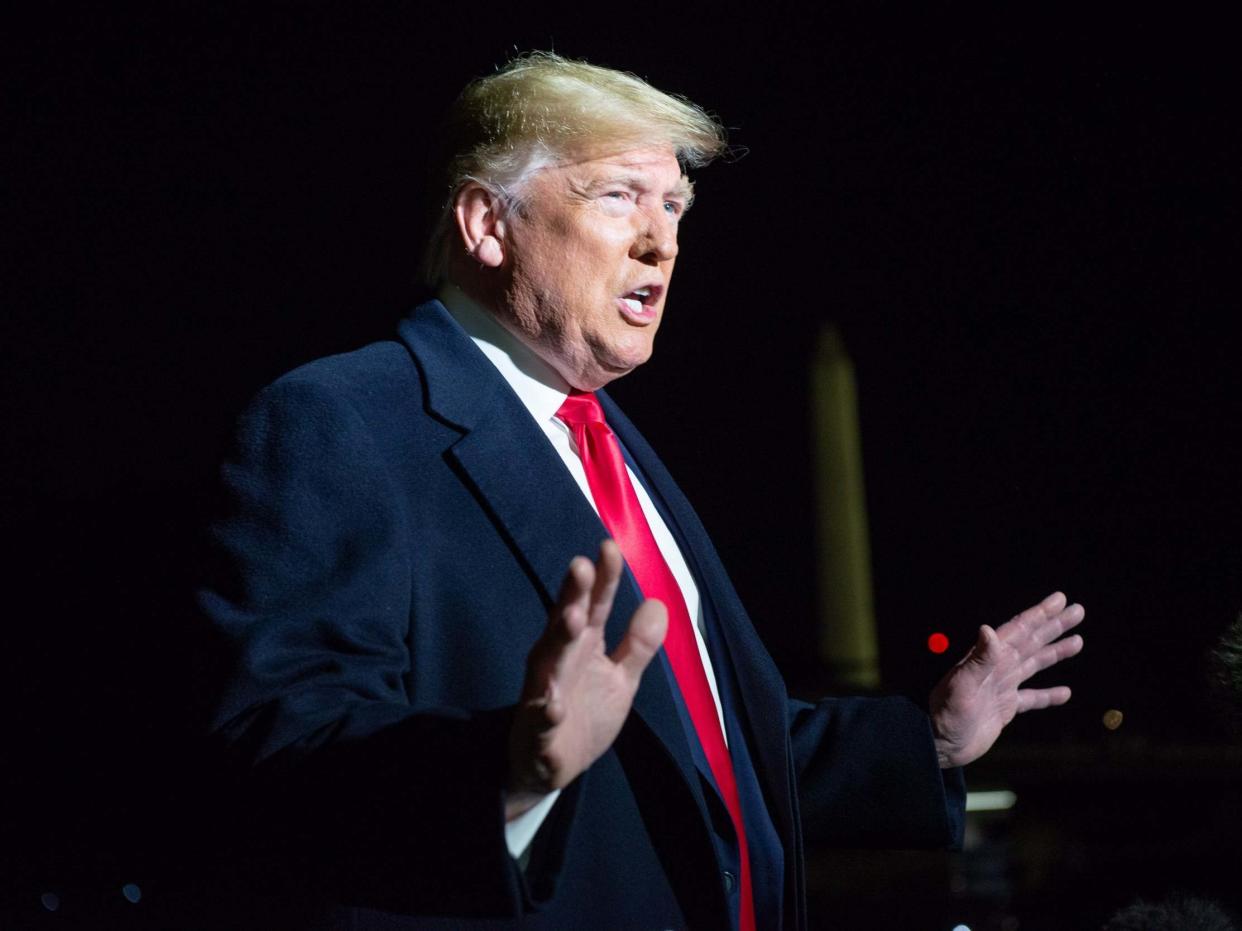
[422, 52, 728, 285]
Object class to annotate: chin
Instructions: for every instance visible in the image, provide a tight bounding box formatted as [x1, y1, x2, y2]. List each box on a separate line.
[576, 337, 655, 389]
[577, 358, 643, 391]
[607, 352, 653, 382]
[614, 334, 656, 368]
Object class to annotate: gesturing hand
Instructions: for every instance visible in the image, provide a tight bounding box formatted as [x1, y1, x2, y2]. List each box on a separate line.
[929, 591, 1084, 769]
[506, 540, 668, 819]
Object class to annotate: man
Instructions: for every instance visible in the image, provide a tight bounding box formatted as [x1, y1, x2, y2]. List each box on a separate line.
[201, 53, 1084, 929]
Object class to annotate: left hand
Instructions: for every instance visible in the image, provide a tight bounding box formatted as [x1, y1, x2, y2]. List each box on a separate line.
[929, 591, 1084, 768]
[506, 540, 667, 819]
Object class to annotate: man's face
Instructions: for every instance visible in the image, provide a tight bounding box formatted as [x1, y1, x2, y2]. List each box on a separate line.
[498, 145, 690, 391]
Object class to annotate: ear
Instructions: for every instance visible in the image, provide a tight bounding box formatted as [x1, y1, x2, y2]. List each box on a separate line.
[454, 183, 506, 269]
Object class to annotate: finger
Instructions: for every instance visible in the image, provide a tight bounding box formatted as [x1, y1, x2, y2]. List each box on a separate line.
[1028, 601, 1085, 649]
[1018, 633, 1084, 681]
[1057, 602, 1086, 634]
[522, 557, 598, 704]
[1038, 591, 1068, 615]
[551, 556, 595, 642]
[999, 596, 1084, 648]
[1001, 591, 1065, 633]
[588, 539, 624, 629]
[997, 592, 1063, 642]
[1016, 685, 1072, 713]
[611, 598, 668, 680]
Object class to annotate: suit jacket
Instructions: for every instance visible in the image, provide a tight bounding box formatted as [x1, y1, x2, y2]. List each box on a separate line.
[200, 299, 963, 930]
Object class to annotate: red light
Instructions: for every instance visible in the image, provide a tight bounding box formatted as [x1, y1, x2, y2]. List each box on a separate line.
[927, 632, 949, 654]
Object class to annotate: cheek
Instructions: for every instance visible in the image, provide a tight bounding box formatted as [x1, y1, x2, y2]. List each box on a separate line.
[530, 238, 593, 296]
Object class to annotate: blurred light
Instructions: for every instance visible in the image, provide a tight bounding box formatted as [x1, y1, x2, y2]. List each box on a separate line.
[122, 883, 142, 904]
[952, 924, 972, 931]
[928, 632, 950, 654]
[965, 789, 1016, 811]
[40, 892, 60, 912]
[1102, 709, 1123, 730]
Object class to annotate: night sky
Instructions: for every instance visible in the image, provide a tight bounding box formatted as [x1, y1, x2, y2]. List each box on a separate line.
[6, 6, 1241, 928]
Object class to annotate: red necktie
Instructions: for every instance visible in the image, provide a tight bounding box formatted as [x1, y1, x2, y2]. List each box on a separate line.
[557, 391, 755, 931]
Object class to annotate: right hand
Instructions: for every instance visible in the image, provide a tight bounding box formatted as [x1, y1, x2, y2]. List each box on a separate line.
[506, 539, 668, 820]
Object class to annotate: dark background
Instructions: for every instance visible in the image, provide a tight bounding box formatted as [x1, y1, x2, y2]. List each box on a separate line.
[6, 5, 1240, 928]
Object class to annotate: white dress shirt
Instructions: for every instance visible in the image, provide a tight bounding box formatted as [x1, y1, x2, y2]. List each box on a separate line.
[437, 285, 728, 859]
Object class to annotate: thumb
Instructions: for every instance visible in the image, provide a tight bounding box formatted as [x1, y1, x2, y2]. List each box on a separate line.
[966, 624, 999, 666]
[612, 598, 668, 679]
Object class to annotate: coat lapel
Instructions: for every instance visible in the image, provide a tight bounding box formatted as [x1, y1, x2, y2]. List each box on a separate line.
[397, 302, 707, 797]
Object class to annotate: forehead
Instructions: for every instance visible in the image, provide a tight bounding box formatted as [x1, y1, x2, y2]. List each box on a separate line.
[544, 145, 690, 196]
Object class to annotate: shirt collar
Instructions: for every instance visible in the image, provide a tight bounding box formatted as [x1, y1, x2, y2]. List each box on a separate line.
[438, 283, 571, 427]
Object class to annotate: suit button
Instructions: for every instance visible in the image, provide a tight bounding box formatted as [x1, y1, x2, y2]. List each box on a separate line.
[722, 871, 736, 894]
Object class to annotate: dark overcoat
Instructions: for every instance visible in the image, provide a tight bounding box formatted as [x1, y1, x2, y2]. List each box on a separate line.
[201, 300, 963, 929]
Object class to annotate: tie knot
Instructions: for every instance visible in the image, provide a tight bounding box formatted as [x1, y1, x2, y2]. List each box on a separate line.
[556, 391, 607, 428]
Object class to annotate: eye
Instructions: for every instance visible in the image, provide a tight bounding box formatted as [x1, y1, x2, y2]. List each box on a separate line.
[663, 201, 684, 217]
[597, 191, 633, 214]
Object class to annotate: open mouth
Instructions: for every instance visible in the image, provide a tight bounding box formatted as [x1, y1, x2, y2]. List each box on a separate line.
[619, 284, 663, 319]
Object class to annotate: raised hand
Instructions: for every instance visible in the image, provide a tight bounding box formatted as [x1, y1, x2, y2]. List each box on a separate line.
[929, 591, 1084, 769]
[506, 540, 668, 819]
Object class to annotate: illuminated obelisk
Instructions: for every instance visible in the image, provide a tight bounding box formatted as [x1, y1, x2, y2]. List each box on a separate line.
[812, 324, 881, 689]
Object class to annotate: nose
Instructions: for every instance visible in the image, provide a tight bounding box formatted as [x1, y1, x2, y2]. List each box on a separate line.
[631, 206, 679, 265]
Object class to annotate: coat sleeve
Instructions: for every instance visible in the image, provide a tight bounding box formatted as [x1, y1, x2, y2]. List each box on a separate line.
[787, 695, 965, 849]
[198, 374, 526, 918]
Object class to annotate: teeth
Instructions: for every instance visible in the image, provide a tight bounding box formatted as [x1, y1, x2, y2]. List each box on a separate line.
[633, 288, 650, 298]
[622, 298, 642, 312]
